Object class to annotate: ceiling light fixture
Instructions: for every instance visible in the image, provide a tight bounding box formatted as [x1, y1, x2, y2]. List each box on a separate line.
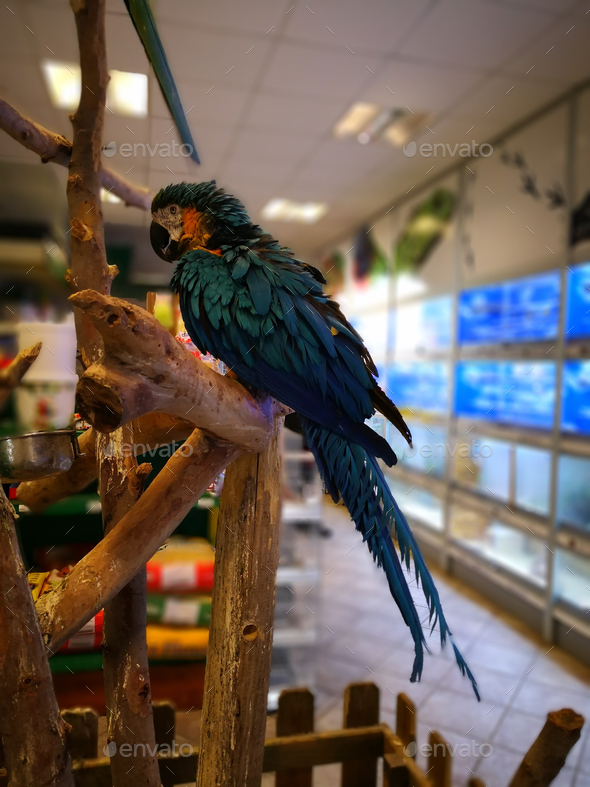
[333, 101, 430, 148]
[42, 60, 148, 117]
[333, 102, 381, 139]
[261, 199, 328, 224]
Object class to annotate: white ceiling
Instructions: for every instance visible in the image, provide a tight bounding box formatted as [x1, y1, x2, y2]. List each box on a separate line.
[0, 0, 589, 262]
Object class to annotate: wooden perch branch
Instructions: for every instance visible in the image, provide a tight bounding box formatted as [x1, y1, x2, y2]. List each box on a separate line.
[66, 0, 113, 367]
[71, 290, 280, 452]
[36, 428, 240, 654]
[509, 708, 584, 787]
[0, 487, 74, 787]
[197, 419, 282, 787]
[0, 342, 41, 410]
[98, 427, 161, 787]
[0, 98, 152, 211]
[16, 412, 194, 511]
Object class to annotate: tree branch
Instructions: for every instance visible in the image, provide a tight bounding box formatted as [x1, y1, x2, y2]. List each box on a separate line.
[70, 290, 282, 452]
[0, 97, 151, 211]
[509, 709, 584, 787]
[15, 413, 194, 511]
[36, 428, 240, 654]
[0, 487, 74, 787]
[0, 342, 42, 410]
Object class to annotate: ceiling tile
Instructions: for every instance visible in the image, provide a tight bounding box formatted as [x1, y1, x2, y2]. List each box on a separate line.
[400, 0, 555, 69]
[449, 74, 566, 125]
[295, 137, 397, 186]
[220, 153, 296, 189]
[361, 58, 484, 115]
[501, 11, 590, 84]
[283, 0, 432, 55]
[150, 118, 233, 171]
[259, 41, 383, 100]
[242, 90, 348, 136]
[150, 78, 251, 127]
[156, 0, 293, 36]
[158, 23, 271, 90]
[228, 129, 318, 164]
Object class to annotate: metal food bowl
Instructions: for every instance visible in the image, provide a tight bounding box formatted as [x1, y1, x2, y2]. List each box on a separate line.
[0, 429, 81, 482]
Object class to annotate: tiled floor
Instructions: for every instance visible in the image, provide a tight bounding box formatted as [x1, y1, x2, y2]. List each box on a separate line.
[308, 501, 590, 786]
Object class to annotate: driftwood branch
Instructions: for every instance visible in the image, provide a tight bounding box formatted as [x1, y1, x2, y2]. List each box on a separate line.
[509, 708, 584, 787]
[0, 98, 151, 211]
[71, 290, 280, 452]
[0, 342, 42, 410]
[0, 487, 74, 787]
[98, 427, 160, 787]
[66, 0, 114, 367]
[197, 418, 282, 787]
[16, 412, 194, 511]
[36, 428, 240, 653]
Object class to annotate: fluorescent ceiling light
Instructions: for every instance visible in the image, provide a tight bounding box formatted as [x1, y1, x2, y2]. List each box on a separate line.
[261, 199, 328, 224]
[108, 70, 148, 118]
[333, 102, 381, 139]
[100, 188, 122, 204]
[334, 100, 430, 147]
[42, 60, 148, 117]
[42, 61, 80, 111]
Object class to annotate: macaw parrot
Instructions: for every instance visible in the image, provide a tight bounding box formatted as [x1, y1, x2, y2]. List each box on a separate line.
[124, 0, 199, 163]
[149, 180, 479, 699]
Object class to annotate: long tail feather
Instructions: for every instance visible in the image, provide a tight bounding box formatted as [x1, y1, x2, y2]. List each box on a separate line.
[124, 0, 200, 163]
[302, 416, 480, 700]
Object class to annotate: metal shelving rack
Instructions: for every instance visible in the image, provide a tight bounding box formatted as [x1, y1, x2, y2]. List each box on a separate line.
[268, 426, 322, 710]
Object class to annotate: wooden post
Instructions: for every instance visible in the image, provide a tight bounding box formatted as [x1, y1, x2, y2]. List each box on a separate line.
[427, 730, 452, 787]
[395, 693, 416, 758]
[508, 708, 584, 787]
[196, 419, 282, 787]
[341, 682, 380, 787]
[276, 688, 314, 787]
[0, 487, 73, 786]
[98, 426, 160, 787]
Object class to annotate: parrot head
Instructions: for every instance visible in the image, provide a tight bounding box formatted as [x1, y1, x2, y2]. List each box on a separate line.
[150, 180, 252, 262]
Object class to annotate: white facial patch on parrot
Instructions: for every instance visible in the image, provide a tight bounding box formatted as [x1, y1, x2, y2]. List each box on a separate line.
[152, 205, 183, 240]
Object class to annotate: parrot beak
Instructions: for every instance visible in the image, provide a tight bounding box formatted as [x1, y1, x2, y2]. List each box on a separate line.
[150, 220, 179, 263]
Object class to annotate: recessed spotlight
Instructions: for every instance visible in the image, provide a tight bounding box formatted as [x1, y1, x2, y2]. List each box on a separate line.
[42, 60, 148, 117]
[261, 199, 328, 224]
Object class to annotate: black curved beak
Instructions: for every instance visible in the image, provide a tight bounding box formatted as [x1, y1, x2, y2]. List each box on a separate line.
[150, 221, 179, 263]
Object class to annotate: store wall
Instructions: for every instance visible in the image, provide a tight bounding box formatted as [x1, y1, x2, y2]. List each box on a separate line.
[322, 84, 590, 662]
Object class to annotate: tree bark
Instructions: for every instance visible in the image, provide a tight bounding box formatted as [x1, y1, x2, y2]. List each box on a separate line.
[36, 428, 240, 654]
[0, 342, 42, 409]
[197, 418, 282, 787]
[66, 0, 115, 368]
[16, 413, 194, 511]
[70, 290, 281, 451]
[0, 487, 74, 787]
[509, 709, 584, 787]
[98, 426, 161, 787]
[0, 99, 151, 210]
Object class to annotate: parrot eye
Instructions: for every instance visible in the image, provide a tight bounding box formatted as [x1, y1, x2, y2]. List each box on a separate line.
[169, 206, 177, 215]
